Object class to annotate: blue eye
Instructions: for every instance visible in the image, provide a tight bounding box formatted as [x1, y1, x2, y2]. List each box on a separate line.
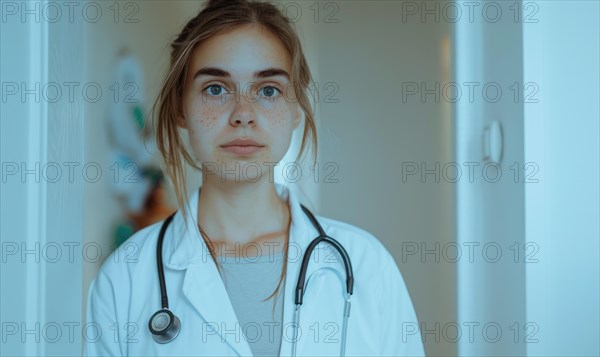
[260, 86, 280, 99]
[204, 84, 227, 96]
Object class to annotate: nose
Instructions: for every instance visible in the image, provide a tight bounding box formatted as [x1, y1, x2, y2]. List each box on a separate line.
[229, 98, 256, 127]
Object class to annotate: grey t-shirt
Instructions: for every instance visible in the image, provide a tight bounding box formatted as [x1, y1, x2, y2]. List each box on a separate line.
[217, 250, 286, 357]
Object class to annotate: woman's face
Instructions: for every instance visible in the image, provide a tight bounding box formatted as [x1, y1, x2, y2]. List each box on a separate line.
[179, 24, 302, 183]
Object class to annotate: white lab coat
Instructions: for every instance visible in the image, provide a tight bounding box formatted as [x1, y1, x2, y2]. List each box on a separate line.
[85, 183, 425, 356]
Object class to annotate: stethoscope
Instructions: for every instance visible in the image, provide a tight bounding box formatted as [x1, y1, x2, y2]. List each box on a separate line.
[148, 204, 355, 357]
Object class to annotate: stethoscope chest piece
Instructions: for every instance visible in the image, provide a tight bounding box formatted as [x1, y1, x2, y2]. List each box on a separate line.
[149, 309, 181, 344]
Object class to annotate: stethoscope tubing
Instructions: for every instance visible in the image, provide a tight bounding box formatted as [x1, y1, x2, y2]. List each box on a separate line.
[150, 203, 354, 356]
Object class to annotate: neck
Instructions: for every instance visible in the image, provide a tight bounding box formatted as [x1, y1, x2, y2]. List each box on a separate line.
[197, 176, 290, 257]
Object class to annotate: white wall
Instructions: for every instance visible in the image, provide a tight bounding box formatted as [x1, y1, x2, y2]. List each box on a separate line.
[523, 1, 600, 355]
[311, 2, 455, 356]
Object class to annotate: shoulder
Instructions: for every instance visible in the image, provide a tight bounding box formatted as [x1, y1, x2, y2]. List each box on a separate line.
[312, 214, 397, 274]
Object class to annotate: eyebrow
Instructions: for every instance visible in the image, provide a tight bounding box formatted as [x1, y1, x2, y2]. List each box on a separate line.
[192, 67, 290, 81]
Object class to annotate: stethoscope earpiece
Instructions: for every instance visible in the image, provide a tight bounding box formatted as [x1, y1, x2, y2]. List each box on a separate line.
[149, 309, 181, 344]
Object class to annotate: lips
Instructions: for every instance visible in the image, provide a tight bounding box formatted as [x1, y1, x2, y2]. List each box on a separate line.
[221, 138, 265, 147]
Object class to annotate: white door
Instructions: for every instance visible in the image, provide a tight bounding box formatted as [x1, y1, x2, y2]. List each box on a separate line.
[1, 1, 85, 355]
[455, 1, 527, 355]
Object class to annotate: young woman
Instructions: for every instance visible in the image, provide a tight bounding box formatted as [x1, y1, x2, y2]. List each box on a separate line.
[85, 1, 424, 356]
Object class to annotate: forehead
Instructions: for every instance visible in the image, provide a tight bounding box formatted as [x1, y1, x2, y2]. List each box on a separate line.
[187, 24, 292, 79]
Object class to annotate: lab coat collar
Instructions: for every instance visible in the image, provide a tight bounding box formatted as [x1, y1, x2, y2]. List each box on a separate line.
[163, 182, 316, 357]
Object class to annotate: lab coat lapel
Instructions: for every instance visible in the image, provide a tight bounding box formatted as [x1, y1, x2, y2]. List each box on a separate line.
[182, 264, 253, 356]
[278, 184, 348, 357]
[164, 187, 253, 357]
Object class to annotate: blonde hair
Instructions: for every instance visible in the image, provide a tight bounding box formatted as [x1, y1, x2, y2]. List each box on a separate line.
[151, 0, 318, 311]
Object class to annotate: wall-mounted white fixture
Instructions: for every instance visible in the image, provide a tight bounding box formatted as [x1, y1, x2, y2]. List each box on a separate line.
[483, 121, 503, 164]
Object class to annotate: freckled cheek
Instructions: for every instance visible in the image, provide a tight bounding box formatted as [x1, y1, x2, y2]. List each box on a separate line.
[187, 102, 231, 132]
[255, 101, 293, 129]
[186, 103, 231, 160]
